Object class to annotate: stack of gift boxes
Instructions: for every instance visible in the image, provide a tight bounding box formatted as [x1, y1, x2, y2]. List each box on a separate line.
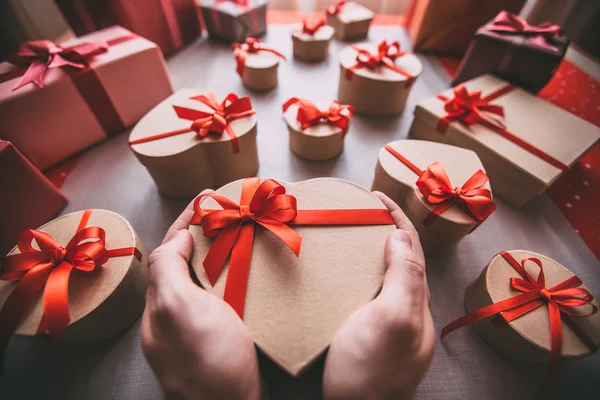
[1, 0, 600, 396]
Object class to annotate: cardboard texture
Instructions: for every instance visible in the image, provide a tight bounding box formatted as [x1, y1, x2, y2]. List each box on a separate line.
[452, 15, 569, 93]
[0, 26, 174, 171]
[190, 178, 395, 375]
[465, 250, 600, 363]
[129, 89, 259, 199]
[283, 100, 347, 161]
[404, 0, 526, 56]
[410, 74, 600, 208]
[0, 209, 149, 344]
[326, 2, 373, 41]
[240, 51, 281, 91]
[338, 43, 422, 116]
[0, 141, 68, 256]
[371, 140, 491, 256]
[292, 25, 335, 62]
[200, 0, 267, 43]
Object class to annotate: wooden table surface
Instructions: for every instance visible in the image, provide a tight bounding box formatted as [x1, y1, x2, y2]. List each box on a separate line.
[1, 26, 599, 400]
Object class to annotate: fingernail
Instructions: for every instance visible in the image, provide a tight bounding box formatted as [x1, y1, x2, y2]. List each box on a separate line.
[392, 229, 413, 247]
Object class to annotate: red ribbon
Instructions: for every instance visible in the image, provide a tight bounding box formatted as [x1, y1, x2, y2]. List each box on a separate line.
[129, 93, 255, 154]
[384, 145, 495, 227]
[232, 38, 286, 78]
[486, 10, 562, 52]
[300, 18, 326, 35]
[190, 177, 395, 318]
[0, 210, 142, 370]
[436, 84, 568, 172]
[282, 98, 354, 136]
[441, 251, 598, 398]
[326, 0, 346, 16]
[346, 41, 414, 88]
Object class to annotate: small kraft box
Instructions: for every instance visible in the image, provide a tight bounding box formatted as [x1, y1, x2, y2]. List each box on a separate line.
[0, 209, 149, 365]
[372, 140, 495, 256]
[326, 0, 373, 41]
[0, 26, 174, 171]
[338, 40, 422, 117]
[200, 0, 267, 43]
[292, 18, 335, 62]
[232, 38, 286, 91]
[409, 74, 600, 208]
[453, 11, 569, 93]
[129, 89, 259, 199]
[442, 250, 600, 397]
[189, 177, 396, 375]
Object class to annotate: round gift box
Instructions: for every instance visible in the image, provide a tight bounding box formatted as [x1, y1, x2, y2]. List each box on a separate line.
[292, 25, 335, 62]
[338, 43, 422, 117]
[242, 52, 280, 91]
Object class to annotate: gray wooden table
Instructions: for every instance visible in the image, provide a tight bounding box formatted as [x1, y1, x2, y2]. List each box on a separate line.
[1, 26, 599, 400]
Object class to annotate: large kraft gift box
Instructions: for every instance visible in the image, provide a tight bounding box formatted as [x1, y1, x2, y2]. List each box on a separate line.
[452, 11, 569, 93]
[404, 0, 526, 55]
[189, 177, 396, 375]
[409, 74, 600, 208]
[56, 0, 201, 56]
[0, 209, 149, 365]
[129, 89, 259, 199]
[0, 141, 68, 257]
[200, 0, 267, 43]
[442, 250, 600, 397]
[0, 26, 173, 171]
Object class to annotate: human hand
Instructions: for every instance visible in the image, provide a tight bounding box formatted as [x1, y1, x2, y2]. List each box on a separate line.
[323, 192, 435, 400]
[141, 190, 265, 400]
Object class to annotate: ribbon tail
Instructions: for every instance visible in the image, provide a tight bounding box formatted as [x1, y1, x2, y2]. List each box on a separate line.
[12, 60, 48, 90]
[38, 262, 75, 340]
[203, 222, 242, 285]
[225, 125, 240, 154]
[223, 223, 254, 318]
[534, 301, 563, 399]
[256, 218, 302, 256]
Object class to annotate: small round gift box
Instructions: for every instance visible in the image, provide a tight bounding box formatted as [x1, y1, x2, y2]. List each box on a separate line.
[233, 38, 286, 91]
[292, 19, 335, 62]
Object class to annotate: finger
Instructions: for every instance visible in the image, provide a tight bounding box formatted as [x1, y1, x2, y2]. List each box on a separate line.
[162, 189, 215, 245]
[149, 229, 194, 289]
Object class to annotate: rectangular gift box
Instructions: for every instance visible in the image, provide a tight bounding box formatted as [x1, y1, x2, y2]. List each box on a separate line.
[56, 0, 201, 56]
[0, 140, 68, 256]
[452, 13, 569, 93]
[0, 26, 173, 171]
[199, 0, 267, 43]
[404, 0, 526, 55]
[410, 74, 600, 208]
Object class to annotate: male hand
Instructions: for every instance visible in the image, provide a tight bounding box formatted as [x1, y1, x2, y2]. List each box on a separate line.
[141, 190, 265, 400]
[323, 191, 435, 400]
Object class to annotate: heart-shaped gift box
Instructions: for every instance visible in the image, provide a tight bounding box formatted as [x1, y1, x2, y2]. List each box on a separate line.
[189, 177, 396, 375]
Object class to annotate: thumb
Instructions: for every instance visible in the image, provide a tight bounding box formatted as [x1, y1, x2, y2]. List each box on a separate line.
[148, 229, 194, 290]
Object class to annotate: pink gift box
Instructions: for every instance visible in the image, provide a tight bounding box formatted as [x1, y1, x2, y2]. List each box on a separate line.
[0, 140, 68, 256]
[0, 26, 174, 170]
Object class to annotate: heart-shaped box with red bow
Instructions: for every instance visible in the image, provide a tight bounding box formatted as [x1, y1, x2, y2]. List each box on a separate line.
[338, 41, 422, 116]
[292, 20, 335, 62]
[233, 38, 285, 91]
[410, 74, 600, 208]
[372, 139, 495, 256]
[0, 209, 148, 362]
[326, 1, 373, 41]
[282, 97, 354, 161]
[189, 177, 396, 375]
[129, 89, 259, 199]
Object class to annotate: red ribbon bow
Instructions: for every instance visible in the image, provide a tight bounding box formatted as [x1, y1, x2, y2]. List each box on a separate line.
[326, 0, 347, 15]
[232, 38, 286, 78]
[0, 210, 142, 369]
[190, 177, 395, 318]
[441, 251, 598, 398]
[129, 93, 255, 153]
[282, 98, 355, 135]
[487, 10, 562, 51]
[6, 40, 108, 91]
[300, 18, 326, 35]
[346, 41, 414, 87]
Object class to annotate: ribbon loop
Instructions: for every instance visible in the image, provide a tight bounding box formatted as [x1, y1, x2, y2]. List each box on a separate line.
[487, 11, 562, 51]
[327, 0, 347, 15]
[282, 98, 354, 135]
[301, 18, 326, 35]
[346, 40, 414, 87]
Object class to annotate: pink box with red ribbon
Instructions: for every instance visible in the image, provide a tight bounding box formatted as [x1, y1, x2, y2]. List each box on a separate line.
[199, 0, 267, 43]
[0, 26, 173, 171]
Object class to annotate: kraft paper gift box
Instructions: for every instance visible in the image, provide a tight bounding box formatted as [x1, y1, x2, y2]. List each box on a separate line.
[233, 38, 286, 91]
[282, 97, 354, 161]
[129, 89, 259, 199]
[372, 140, 495, 256]
[452, 11, 569, 93]
[409, 74, 600, 208]
[292, 19, 335, 62]
[0, 141, 68, 257]
[404, 0, 526, 56]
[442, 250, 600, 397]
[200, 0, 267, 43]
[0, 209, 149, 364]
[325, 0, 373, 41]
[56, 0, 201, 57]
[0, 26, 174, 171]
[189, 177, 396, 375]
[338, 40, 422, 117]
